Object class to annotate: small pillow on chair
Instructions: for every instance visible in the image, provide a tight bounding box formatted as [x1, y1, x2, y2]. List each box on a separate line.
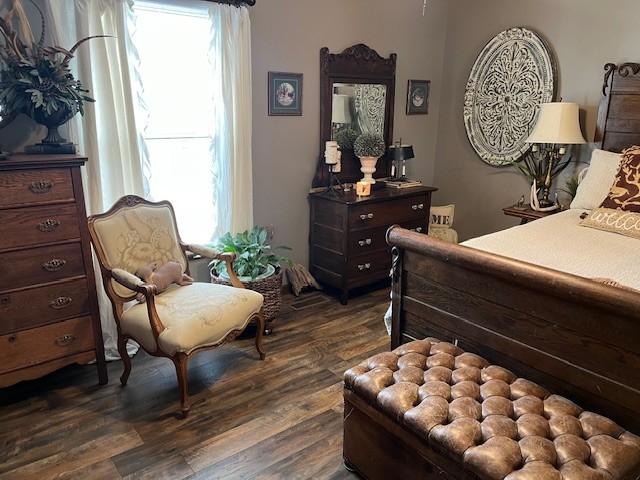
[135, 261, 194, 302]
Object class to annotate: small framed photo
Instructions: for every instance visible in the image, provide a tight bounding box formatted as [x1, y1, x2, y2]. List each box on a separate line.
[268, 72, 303, 116]
[406, 80, 431, 115]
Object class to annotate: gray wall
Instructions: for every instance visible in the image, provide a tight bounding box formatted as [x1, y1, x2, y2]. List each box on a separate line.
[433, 0, 640, 241]
[5, 0, 638, 259]
[250, 0, 449, 265]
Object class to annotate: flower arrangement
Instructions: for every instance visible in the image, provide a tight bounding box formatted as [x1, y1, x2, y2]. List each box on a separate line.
[354, 133, 386, 158]
[335, 127, 359, 151]
[0, 1, 109, 146]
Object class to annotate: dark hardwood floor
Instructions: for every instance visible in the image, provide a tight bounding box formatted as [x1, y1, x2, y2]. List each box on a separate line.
[0, 289, 390, 479]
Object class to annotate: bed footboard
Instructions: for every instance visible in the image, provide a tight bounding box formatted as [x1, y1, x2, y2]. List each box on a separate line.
[387, 226, 640, 433]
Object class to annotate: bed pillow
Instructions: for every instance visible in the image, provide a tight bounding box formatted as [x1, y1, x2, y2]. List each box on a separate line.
[580, 146, 640, 239]
[570, 149, 622, 210]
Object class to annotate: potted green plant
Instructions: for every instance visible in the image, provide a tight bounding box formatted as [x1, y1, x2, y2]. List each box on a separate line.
[0, 1, 109, 153]
[209, 227, 291, 333]
[354, 133, 386, 184]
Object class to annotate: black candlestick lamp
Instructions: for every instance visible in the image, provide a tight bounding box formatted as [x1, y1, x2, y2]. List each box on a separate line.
[389, 141, 415, 181]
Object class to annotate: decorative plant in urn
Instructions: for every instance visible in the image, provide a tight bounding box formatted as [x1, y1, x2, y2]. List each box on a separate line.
[354, 133, 386, 184]
[0, 0, 109, 154]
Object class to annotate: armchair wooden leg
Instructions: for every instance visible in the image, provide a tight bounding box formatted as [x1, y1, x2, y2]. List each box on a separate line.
[118, 335, 132, 386]
[255, 312, 266, 360]
[173, 353, 190, 418]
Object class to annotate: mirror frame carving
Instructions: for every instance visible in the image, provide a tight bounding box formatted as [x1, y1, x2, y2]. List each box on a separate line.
[312, 44, 397, 188]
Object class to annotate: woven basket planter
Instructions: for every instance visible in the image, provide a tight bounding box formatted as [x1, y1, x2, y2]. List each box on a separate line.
[210, 267, 282, 324]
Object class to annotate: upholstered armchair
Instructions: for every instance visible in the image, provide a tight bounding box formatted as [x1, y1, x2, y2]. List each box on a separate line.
[88, 196, 266, 417]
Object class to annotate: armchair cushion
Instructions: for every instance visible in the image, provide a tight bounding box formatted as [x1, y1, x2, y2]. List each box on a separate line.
[121, 283, 263, 355]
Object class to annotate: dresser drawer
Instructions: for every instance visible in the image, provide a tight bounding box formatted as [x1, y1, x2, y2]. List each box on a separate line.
[349, 195, 428, 231]
[0, 243, 85, 291]
[0, 203, 80, 251]
[0, 168, 74, 208]
[0, 278, 90, 334]
[348, 219, 428, 255]
[348, 251, 392, 280]
[0, 316, 94, 374]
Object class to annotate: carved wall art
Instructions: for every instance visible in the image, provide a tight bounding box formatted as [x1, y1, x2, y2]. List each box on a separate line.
[464, 28, 557, 167]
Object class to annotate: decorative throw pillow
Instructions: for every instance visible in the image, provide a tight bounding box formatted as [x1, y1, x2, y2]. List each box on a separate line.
[570, 149, 622, 210]
[429, 204, 455, 229]
[580, 146, 640, 239]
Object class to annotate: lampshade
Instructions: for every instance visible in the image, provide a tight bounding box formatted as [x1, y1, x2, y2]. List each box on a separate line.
[389, 144, 415, 161]
[526, 102, 586, 145]
[332, 94, 352, 124]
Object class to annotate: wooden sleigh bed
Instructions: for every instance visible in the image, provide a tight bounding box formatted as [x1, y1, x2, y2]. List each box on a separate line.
[386, 62, 640, 434]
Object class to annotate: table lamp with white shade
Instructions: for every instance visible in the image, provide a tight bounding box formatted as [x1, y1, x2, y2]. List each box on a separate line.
[525, 102, 586, 209]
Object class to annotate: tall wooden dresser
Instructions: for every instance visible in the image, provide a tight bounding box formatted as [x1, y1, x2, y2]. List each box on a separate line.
[0, 154, 107, 387]
[309, 186, 437, 304]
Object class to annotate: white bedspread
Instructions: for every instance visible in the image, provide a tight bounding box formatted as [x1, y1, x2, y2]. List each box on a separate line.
[462, 209, 640, 291]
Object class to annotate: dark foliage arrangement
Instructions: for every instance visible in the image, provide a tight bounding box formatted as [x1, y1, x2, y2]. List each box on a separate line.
[0, 1, 109, 121]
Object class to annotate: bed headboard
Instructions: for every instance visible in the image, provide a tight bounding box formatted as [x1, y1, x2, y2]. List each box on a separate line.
[596, 63, 640, 151]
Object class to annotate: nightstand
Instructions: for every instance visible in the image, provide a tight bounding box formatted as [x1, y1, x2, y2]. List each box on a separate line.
[503, 204, 560, 225]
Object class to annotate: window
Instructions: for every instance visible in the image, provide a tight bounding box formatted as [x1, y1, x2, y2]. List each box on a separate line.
[133, 1, 219, 243]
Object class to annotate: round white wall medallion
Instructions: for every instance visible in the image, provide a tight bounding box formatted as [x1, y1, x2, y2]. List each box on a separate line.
[464, 28, 557, 167]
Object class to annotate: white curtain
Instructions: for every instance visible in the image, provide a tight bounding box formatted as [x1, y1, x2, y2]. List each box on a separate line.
[42, 0, 255, 360]
[45, 0, 146, 359]
[208, 3, 254, 236]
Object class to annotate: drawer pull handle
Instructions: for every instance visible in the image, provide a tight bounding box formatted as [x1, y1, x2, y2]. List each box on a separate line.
[49, 296, 73, 310]
[358, 238, 373, 247]
[412, 204, 418, 211]
[418, 203, 425, 210]
[42, 259, 67, 272]
[358, 263, 372, 271]
[38, 219, 61, 232]
[55, 334, 76, 347]
[412, 227, 424, 233]
[0, 296, 10, 306]
[29, 180, 54, 194]
[359, 213, 374, 220]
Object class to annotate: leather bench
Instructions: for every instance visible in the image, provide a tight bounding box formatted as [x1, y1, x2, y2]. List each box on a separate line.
[343, 338, 640, 480]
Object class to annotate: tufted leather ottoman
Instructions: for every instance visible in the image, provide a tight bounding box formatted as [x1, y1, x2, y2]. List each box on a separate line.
[343, 338, 640, 480]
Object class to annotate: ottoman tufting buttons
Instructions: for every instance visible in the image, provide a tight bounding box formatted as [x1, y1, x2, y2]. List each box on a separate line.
[418, 380, 451, 402]
[481, 415, 519, 441]
[430, 417, 482, 457]
[513, 395, 545, 418]
[464, 436, 522, 479]
[482, 396, 514, 419]
[518, 435, 557, 465]
[505, 461, 563, 480]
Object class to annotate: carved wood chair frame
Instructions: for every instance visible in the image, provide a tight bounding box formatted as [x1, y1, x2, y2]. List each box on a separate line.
[88, 195, 266, 418]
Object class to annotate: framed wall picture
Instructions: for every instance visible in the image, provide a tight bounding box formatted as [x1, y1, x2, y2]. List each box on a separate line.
[268, 72, 303, 116]
[406, 79, 430, 115]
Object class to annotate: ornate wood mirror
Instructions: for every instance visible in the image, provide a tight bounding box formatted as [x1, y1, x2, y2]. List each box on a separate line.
[312, 44, 397, 188]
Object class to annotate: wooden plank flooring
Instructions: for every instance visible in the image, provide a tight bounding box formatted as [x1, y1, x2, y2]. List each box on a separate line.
[0, 289, 390, 479]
